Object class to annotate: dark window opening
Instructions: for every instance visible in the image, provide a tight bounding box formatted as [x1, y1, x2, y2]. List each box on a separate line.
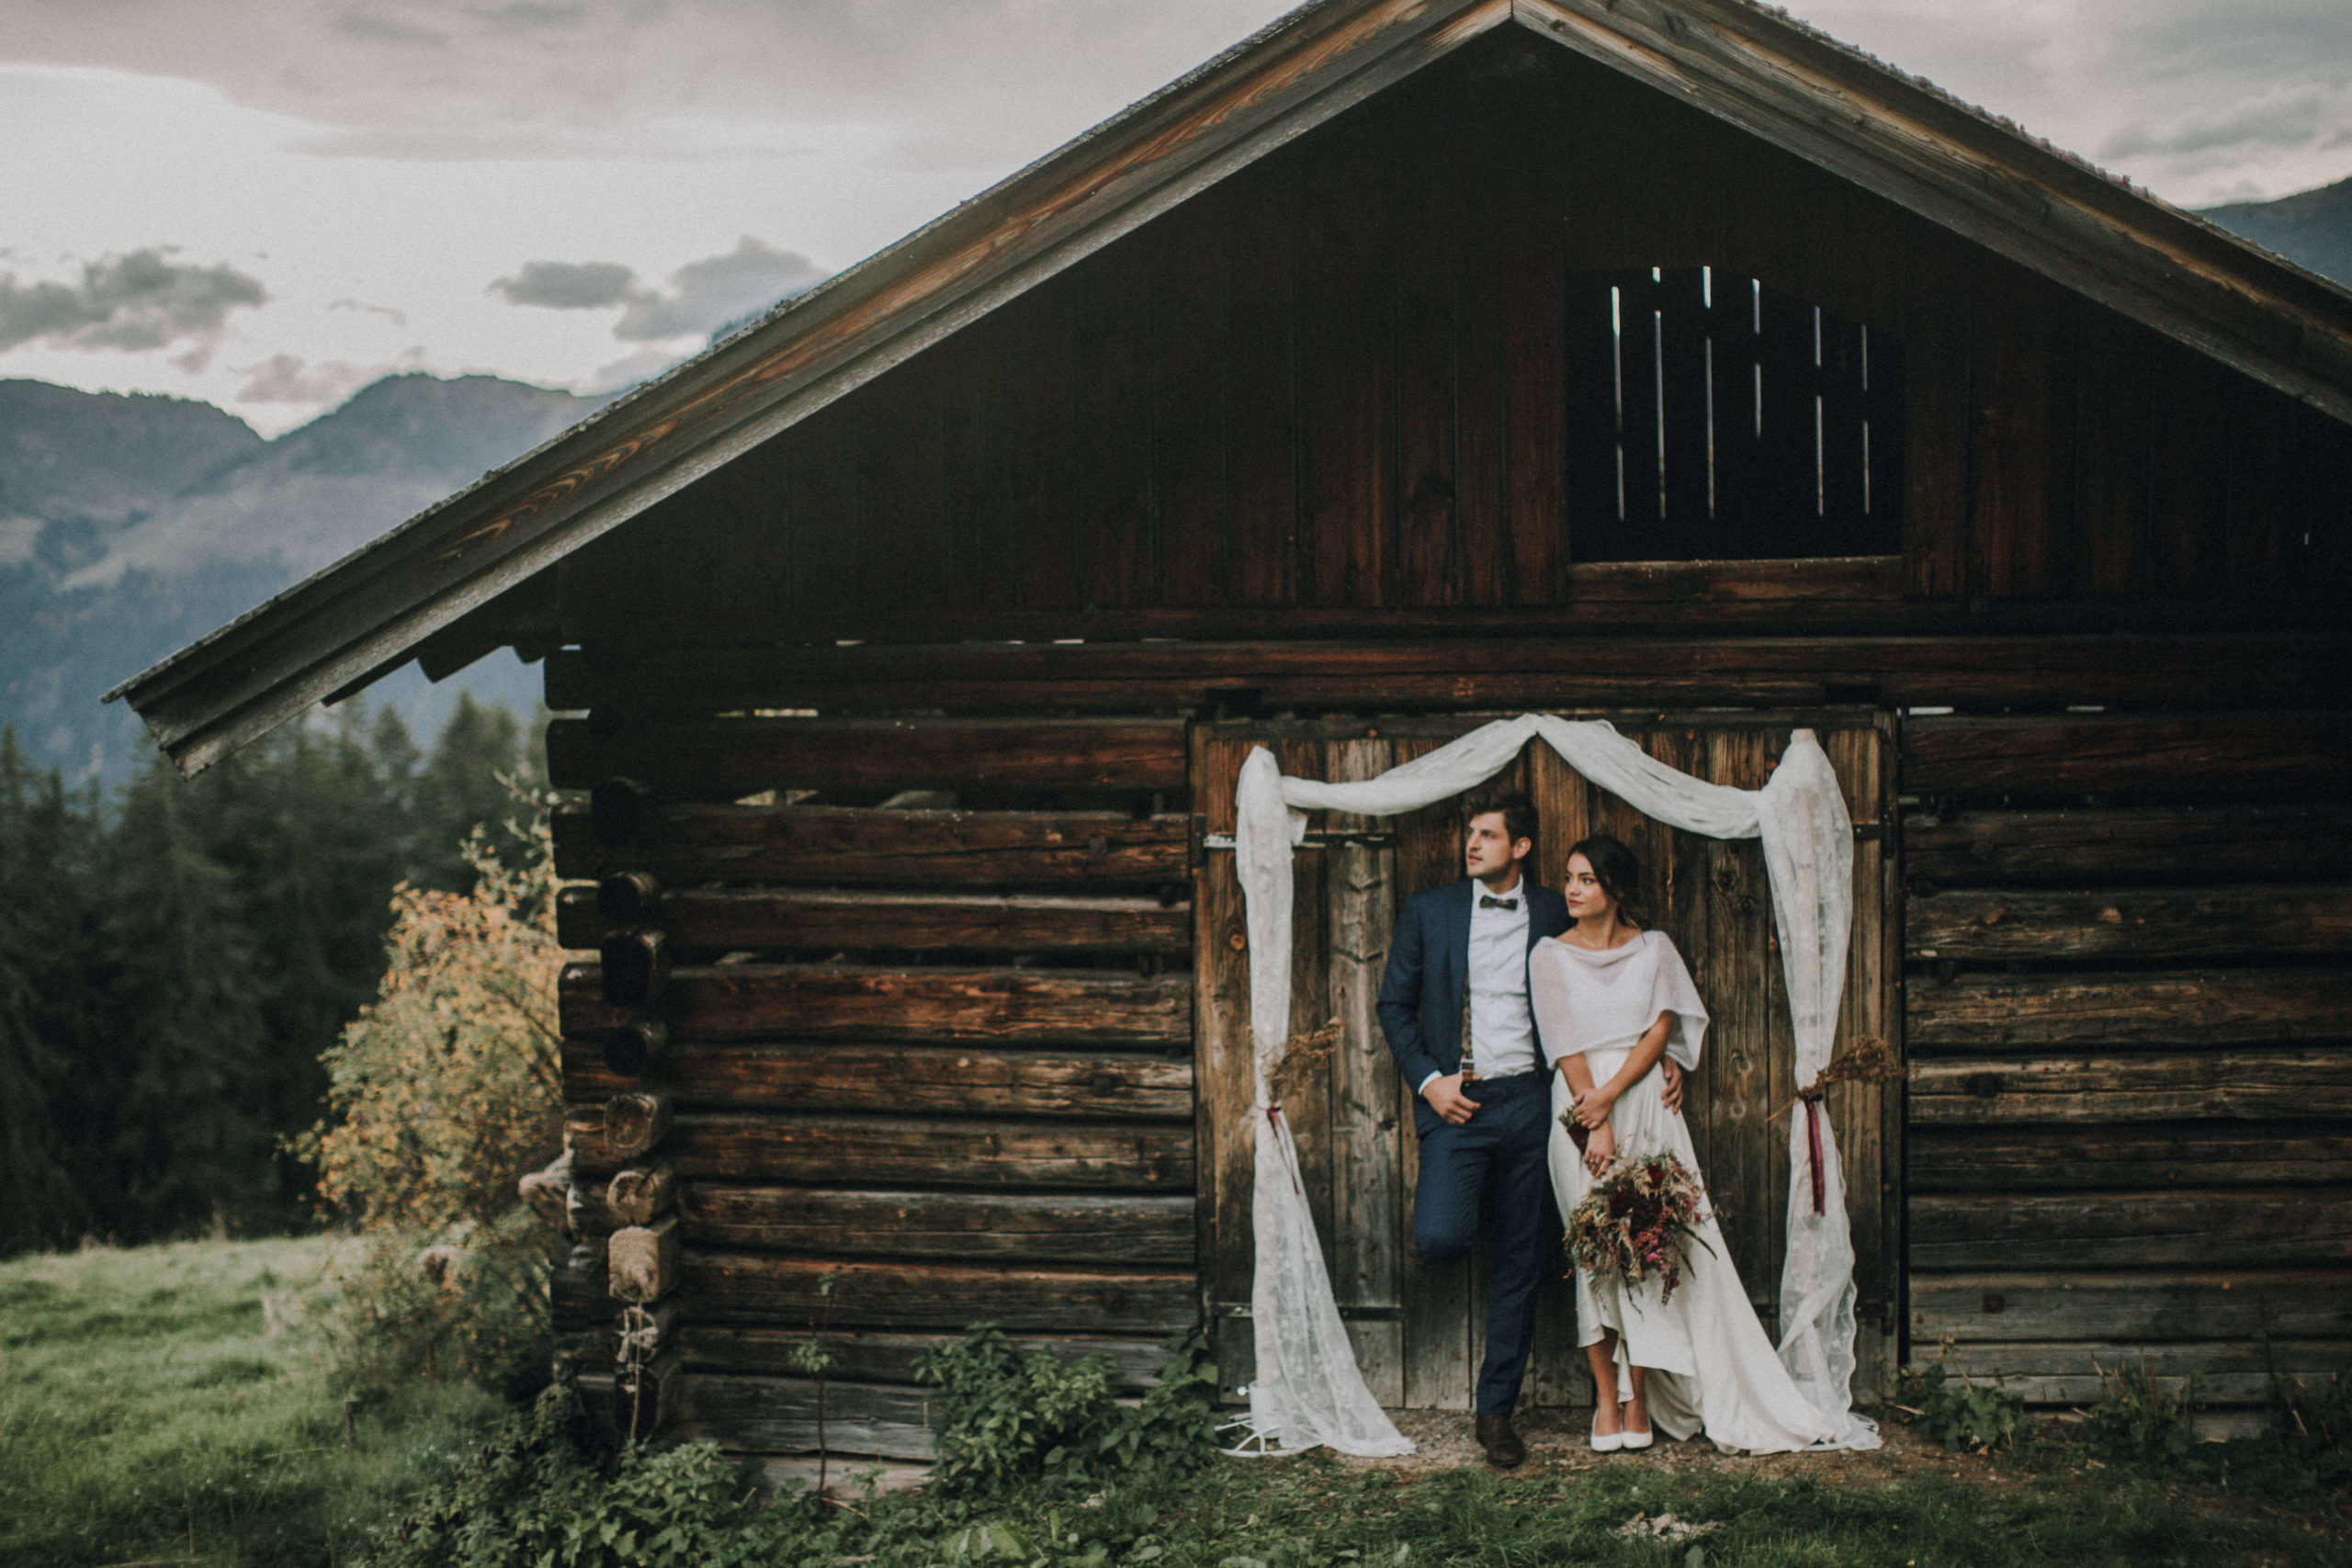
[1566, 265, 1905, 561]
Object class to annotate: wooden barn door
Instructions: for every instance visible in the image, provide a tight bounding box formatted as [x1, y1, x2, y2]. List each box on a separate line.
[1194, 713, 1898, 1412]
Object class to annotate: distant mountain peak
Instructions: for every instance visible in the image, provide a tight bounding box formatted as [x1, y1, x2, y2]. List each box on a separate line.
[2200, 173, 2352, 292]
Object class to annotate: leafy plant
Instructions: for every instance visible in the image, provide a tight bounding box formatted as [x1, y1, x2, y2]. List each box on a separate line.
[787, 1272, 839, 1495]
[1894, 1357, 2026, 1453]
[2079, 1357, 2199, 1465]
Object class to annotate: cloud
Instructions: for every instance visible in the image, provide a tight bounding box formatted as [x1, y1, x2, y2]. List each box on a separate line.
[327, 297, 409, 326]
[232, 346, 425, 404]
[491, 237, 826, 343]
[0, 247, 266, 360]
[489, 258, 637, 310]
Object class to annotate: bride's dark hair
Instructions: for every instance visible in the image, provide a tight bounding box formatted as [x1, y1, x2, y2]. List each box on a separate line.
[1565, 832, 1646, 929]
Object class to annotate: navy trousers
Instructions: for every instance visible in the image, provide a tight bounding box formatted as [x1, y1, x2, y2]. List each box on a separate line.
[1410, 1069, 1553, 1416]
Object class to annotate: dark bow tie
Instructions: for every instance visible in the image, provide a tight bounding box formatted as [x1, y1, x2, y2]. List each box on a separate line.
[1478, 895, 1518, 910]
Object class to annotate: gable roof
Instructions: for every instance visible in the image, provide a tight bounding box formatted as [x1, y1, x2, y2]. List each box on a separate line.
[112, 0, 2352, 775]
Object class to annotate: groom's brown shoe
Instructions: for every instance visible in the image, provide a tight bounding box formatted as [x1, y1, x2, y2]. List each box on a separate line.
[1474, 1414, 1525, 1469]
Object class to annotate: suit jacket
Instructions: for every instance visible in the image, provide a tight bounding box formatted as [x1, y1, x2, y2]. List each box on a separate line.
[1376, 877, 1571, 1137]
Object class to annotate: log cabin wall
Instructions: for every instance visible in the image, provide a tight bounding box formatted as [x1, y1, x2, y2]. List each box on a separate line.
[525, 24, 2352, 1457]
[545, 717, 1200, 1465]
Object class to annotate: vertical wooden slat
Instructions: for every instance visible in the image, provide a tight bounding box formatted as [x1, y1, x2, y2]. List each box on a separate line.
[2071, 308, 2154, 598]
[1193, 730, 1256, 1399]
[1151, 184, 1234, 607]
[1818, 310, 1870, 545]
[1227, 156, 1299, 608]
[1295, 109, 1393, 609]
[1073, 243, 1159, 611]
[1824, 717, 1897, 1400]
[2146, 348, 2229, 596]
[1394, 98, 1462, 611]
[1500, 96, 1570, 605]
[1453, 103, 1512, 606]
[1326, 737, 1406, 1405]
[1755, 282, 1820, 554]
[1657, 268, 1713, 559]
[1611, 269, 1666, 555]
[1274, 738, 1338, 1269]
[1902, 241, 1971, 599]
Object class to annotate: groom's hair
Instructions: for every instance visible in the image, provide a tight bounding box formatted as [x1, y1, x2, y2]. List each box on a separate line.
[1464, 789, 1539, 852]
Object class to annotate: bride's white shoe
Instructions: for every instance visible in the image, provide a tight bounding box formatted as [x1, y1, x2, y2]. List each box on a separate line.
[1589, 1412, 1624, 1452]
[1618, 1407, 1656, 1450]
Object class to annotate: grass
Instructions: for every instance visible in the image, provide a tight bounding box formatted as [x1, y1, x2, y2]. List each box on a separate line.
[0, 1235, 507, 1568]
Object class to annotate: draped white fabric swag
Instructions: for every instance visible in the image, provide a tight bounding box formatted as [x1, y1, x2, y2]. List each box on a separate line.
[1227, 715, 1875, 1456]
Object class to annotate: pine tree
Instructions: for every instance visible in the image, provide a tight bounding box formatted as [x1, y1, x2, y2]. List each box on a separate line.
[0, 729, 93, 1248]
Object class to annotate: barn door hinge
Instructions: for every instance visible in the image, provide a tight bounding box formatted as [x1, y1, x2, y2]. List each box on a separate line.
[1852, 821, 1894, 842]
[1199, 829, 1397, 852]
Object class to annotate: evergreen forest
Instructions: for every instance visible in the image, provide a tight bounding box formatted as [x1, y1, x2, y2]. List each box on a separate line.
[0, 694, 544, 1254]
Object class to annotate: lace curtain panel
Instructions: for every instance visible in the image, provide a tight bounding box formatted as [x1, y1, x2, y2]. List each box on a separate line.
[1227, 715, 1878, 1455]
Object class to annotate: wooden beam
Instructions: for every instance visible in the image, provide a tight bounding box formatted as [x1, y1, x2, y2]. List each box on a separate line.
[560, 963, 1192, 1047]
[561, 1042, 1193, 1121]
[1907, 965, 2352, 1053]
[1911, 1125, 2352, 1192]
[680, 1187, 1194, 1264]
[608, 1214, 683, 1304]
[1908, 1269, 2352, 1344]
[551, 805, 1191, 888]
[1902, 712, 2352, 799]
[1908, 885, 2352, 964]
[1926, 1338, 2352, 1407]
[545, 630, 2352, 716]
[1909, 1050, 2352, 1125]
[557, 886, 1191, 956]
[683, 1252, 1198, 1333]
[1905, 803, 2352, 889]
[1909, 1189, 2352, 1269]
[680, 1325, 1168, 1391]
[663, 1113, 1195, 1190]
[566, 1093, 673, 1173]
[544, 716, 1189, 796]
[673, 1374, 939, 1460]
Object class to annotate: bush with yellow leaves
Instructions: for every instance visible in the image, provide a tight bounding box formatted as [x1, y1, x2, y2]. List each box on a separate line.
[290, 801, 565, 1395]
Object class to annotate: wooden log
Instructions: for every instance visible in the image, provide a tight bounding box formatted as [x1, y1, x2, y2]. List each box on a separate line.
[666, 1113, 1194, 1190]
[1909, 1124, 2352, 1191]
[589, 778, 655, 847]
[1904, 803, 2352, 887]
[672, 1374, 938, 1460]
[557, 887, 1192, 957]
[1909, 1270, 2352, 1344]
[1902, 711, 2352, 799]
[542, 632, 2352, 716]
[567, 1093, 673, 1173]
[683, 1252, 1196, 1334]
[680, 1186, 1194, 1264]
[551, 805, 1190, 888]
[597, 870, 662, 922]
[1909, 1050, 2352, 1124]
[1909, 1189, 2352, 1269]
[560, 964, 1192, 1048]
[679, 1325, 1167, 1391]
[598, 929, 669, 1008]
[609, 1214, 683, 1304]
[566, 1183, 617, 1239]
[560, 1041, 1193, 1120]
[561, 1301, 684, 1365]
[1907, 966, 2352, 1053]
[545, 716, 1188, 797]
[1928, 1338, 2352, 1407]
[601, 1020, 672, 1078]
[1907, 885, 2352, 963]
[607, 1163, 678, 1227]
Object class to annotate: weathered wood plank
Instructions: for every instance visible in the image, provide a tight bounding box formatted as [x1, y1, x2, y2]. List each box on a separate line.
[681, 1325, 1168, 1390]
[545, 716, 1188, 796]
[680, 1186, 1194, 1264]
[1907, 885, 2352, 963]
[560, 964, 1192, 1047]
[557, 886, 1191, 956]
[609, 1214, 682, 1304]
[1910, 1124, 2352, 1191]
[1909, 1270, 2352, 1344]
[1910, 1189, 2352, 1269]
[1907, 966, 2352, 1053]
[684, 1253, 1196, 1333]
[1904, 803, 2352, 888]
[673, 1374, 938, 1460]
[664, 1112, 1194, 1190]
[1928, 1338, 2352, 1407]
[565, 1094, 672, 1171]
[562, 1041, 1193, 1120]
[1910, 1050, 2352, 1125]
[1902, 712, 2352, 799]
[552, 805, 1191, 887]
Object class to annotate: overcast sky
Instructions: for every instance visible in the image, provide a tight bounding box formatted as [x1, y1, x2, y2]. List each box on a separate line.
[3, 0, 2346, 434]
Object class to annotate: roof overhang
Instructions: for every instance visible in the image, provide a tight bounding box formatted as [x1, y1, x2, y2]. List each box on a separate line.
[109, 0, 2352, 775]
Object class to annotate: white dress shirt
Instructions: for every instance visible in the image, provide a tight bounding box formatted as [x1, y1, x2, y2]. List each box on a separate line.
[1419, 882, 1538, 1089]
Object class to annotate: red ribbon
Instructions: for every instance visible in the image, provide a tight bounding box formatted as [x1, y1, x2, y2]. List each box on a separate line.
[1804, 1100, 1826, 1215]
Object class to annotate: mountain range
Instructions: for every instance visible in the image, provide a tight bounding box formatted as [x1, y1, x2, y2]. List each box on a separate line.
[4, 174, 2346, 785]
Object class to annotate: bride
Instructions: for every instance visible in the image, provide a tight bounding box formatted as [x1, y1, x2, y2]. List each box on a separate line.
[1532, 833, 1873, 1454]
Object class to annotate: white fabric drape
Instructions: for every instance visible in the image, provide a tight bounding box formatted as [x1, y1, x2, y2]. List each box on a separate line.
[1228, 715, 1876, 1455]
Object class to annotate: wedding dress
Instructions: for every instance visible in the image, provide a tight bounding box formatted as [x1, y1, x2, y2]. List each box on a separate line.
[1533, 931, 1860, 1454]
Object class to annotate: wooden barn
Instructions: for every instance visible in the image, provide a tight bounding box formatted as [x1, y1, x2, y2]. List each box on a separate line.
[115, 0, 2352, 1462]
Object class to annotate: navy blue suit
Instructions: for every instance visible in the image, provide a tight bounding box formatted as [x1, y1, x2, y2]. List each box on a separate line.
[1376, 877, 1571, 1416]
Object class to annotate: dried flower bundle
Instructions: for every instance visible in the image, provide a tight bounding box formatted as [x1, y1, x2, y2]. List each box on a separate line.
[1769, 1034, 1905, 1123]
[1565, 1151, 1713, 1306]
[1268, 1017, 1342, 1101]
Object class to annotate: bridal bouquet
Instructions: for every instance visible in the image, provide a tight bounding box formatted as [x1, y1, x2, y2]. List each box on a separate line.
[1566, 1153, 1713, 1305]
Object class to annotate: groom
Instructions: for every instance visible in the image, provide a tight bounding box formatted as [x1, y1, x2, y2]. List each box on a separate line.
[1375, 791, 1567, 1469]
